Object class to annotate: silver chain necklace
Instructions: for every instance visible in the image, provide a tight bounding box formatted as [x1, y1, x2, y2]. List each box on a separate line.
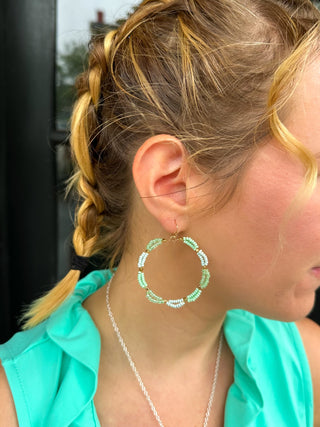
[105, 279, 224, 427]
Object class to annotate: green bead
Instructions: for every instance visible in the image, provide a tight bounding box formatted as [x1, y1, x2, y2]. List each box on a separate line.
[146, 238, 163, 252]
[146, 289, 165, 304]
[186, 287, 202, 302]
[138, 271, 148, 289]
[200, 268, 210, 289]
[183, 237, 199, 251]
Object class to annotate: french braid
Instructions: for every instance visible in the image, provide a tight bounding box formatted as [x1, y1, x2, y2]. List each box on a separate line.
[22, 31, 120, 328]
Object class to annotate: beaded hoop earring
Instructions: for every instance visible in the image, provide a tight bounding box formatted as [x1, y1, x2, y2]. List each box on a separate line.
[137, 234, 210, 308]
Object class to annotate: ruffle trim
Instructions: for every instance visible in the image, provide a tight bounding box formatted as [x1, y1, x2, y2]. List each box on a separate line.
[224, 310, 264, 425]
[44, 270, 111, 426]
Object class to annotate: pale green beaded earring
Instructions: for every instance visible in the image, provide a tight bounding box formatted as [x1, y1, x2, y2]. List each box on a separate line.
[137, 234, 211, 308]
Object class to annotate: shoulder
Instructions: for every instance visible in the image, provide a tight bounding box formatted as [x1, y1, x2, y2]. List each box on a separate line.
[296, 318, 320, 427]
[224, 311, 314, 425]
[0, 271, 106, 426]
[0, 362, 19, 426]
[0, 284, 101, 426]
[225, 309, 313, 386]
[0, 324, 60, 426]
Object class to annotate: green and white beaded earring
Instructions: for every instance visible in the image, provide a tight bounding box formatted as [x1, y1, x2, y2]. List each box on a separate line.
[137, 233, 211, 308]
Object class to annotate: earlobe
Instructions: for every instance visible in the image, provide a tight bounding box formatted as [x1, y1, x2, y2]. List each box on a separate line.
[132, 135, 189, 233]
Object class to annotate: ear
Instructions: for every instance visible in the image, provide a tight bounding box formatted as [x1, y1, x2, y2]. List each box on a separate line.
[132, 135, 191, 233]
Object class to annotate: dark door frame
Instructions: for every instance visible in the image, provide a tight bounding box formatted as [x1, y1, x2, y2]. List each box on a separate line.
[1, 0, 57, 342]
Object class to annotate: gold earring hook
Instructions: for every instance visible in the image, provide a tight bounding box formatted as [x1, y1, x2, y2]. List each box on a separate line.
[170, 219, 180, 241]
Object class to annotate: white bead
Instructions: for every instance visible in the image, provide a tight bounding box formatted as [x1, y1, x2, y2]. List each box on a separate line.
[138, 252, 149, 268]
[166, 298, 185, 308]
[197, 250, 208, 266]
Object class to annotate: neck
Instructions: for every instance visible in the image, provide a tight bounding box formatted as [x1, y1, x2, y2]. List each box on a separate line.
[106, 251, 227, 371]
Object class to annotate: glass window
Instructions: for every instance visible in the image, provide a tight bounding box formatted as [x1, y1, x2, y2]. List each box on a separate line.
[55, 1, 140, 277]
[56, 0, 140, 130]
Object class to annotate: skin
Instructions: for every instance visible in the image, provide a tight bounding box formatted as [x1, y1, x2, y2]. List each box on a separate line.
[92, 58, 320, 425]
[1, 61, 320, 426]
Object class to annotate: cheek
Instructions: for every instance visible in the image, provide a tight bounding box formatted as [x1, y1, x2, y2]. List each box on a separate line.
[210, 179, 290, 278]
[279, 205, 320, 265]
[216, 148, 314, 275]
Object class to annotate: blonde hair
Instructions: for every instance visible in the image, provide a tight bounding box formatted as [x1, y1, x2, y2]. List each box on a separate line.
[22, 0, 320, 329]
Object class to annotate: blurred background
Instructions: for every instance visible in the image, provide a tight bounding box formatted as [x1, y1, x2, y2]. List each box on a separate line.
[1, 0, 320, 343]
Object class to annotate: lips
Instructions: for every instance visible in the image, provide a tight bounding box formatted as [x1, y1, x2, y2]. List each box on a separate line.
[311, 267, 320, 278]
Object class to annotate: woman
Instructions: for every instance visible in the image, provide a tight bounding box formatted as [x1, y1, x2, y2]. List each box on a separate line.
[1, 0, 320, 425]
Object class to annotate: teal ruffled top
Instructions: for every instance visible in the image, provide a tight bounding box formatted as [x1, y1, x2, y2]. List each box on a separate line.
[0, 270, 313, 426]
